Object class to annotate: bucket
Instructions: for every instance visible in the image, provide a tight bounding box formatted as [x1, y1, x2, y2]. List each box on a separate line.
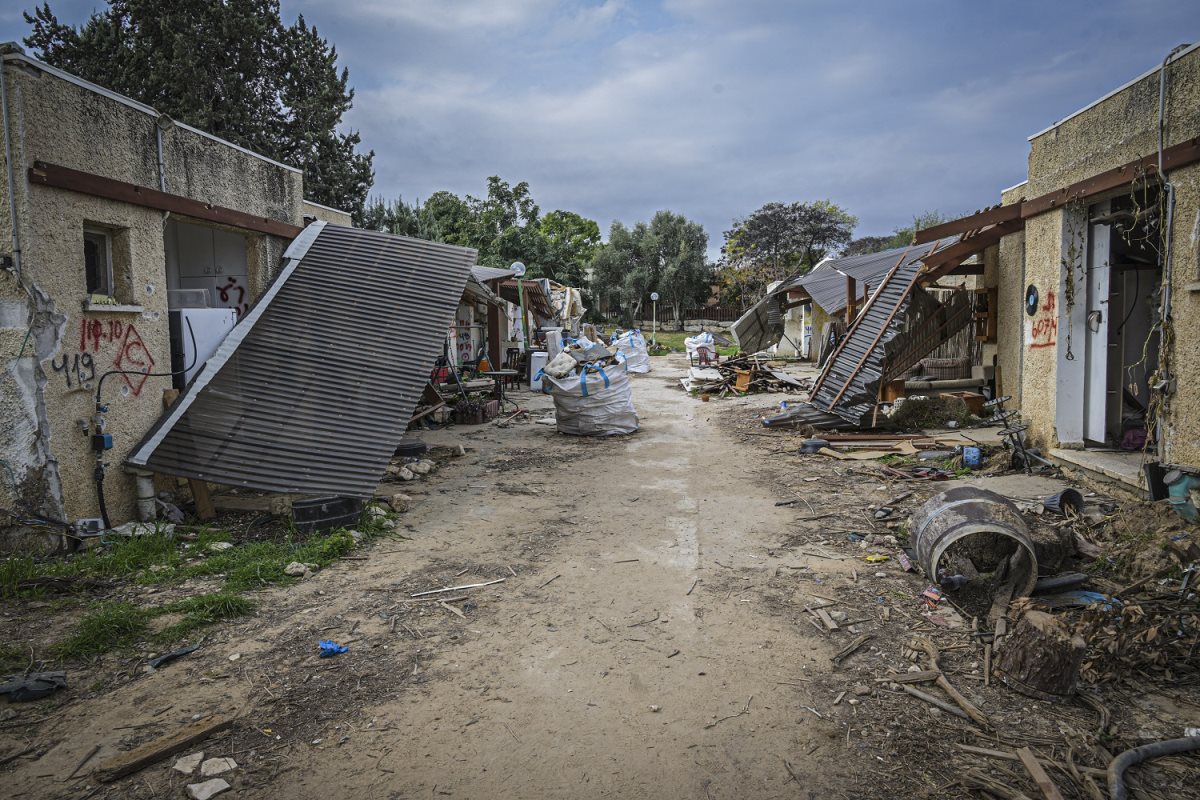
[1043, 488, 1084, 516]
[910, 486, 1038, 597]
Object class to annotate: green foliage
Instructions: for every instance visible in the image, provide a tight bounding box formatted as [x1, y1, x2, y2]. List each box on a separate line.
[538, 210, 601, 285]
[23, 1, 374, 219]
[53, 601, 150, 660]
[721, 201, 858, 292]
[590, 210, 711, 321]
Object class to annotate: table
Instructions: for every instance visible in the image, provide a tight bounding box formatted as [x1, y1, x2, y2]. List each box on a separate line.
[485, 369, 520, 408]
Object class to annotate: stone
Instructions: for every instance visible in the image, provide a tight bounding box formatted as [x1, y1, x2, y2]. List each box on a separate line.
[187, 778, 231, 800]
[350, 530, 365, 543]
[649, 704, 661, 712]
[397, 467, 415, 481]
[386, 464, 402, 475]
[852, 684, 871, 696]
[367, 505, 388, 519]
[207, 541, 234, 552]
[875, 572, 887, 578]
[227, 653, 240, 662]
[409, 461, 432, 475]
[454, 445, 467, 457]
[173, 751, 205, 775]
[200, 757, 237, 777]
[284, 562, 309, 578]
[389, 493, 413, 513]
[381, 519, 397, 530]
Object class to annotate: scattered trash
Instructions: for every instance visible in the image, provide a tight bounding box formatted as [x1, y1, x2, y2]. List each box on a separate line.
[1042, 488, 1084, 516]
[0, 671, 67, 702]
[897, 551, 915, 572]
[318, 640, 348, 658]
[922, 586, 943, 607]
[147, 643, 200, 670]
[863, 554, 889, 563]
[961, 446, 981, 468]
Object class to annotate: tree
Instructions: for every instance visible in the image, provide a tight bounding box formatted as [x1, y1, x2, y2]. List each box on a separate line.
[844, 210, 950, 256]
[539, 210, 601, 286]
[720, 200, 857, 299]
[590, 211, 710, 323]
[23, 1, 374, 220]
[361, 196, 442, 241]
[649, 211, 709, 326]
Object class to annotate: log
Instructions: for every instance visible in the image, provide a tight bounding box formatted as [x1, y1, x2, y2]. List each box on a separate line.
[994, 609, 1085, 702]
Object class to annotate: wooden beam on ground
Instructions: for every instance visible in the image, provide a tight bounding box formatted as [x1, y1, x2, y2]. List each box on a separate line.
[96, 714, 233, 782]
[1016, 746, 1066, 800]
[189, 480, 216, 521]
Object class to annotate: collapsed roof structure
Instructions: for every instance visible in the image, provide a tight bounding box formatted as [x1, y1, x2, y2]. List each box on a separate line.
[735, 226, 1008, 427]
[127, 222, 477, 496]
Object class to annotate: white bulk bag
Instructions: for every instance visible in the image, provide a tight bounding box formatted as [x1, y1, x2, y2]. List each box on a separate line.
[539, 360, 639, 436]
[612, 329, 651, 373]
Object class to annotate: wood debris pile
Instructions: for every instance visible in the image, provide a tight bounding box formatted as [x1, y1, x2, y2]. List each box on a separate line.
[679, 355, 812, 397]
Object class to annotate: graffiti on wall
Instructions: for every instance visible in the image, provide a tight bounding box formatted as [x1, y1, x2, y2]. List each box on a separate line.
[67, 319, 156, 395]
[217, 276, 249, 317]
[1027, 289, 1057, 350]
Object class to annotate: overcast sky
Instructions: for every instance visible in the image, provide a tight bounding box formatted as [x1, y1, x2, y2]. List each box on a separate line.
[3, 1, 1199, 256]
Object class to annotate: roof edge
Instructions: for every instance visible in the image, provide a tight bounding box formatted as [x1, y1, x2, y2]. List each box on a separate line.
[1028, 42, 1198, 141]
[2, 47, 302, 175]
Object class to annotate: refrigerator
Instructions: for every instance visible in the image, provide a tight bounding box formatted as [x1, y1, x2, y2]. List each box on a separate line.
[169, 308, 239, 390]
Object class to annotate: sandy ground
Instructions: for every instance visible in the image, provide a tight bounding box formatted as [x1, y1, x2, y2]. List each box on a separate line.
[4, 354, 1198, 799]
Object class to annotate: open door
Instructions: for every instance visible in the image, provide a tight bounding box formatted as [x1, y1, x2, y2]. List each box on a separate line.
[1083, 199, 1111, 444]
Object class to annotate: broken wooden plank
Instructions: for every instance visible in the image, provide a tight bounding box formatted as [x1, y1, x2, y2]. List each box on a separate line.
[96, 714, 233, 782]
[900, 685, 968, 719]
[815, 608, 839, 631]
[1016, 746, 1066, 800]
[953, 744, 1106, 778]
[875, 670, 941, 684]
[831, 634, 872, 666]
[189, 479, 216, 521]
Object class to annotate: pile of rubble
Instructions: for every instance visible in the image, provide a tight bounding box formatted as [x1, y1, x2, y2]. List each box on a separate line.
[680, 355, 811, 397]
[538, 336, 639, 436]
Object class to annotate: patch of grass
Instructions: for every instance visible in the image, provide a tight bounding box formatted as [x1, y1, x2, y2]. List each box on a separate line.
[645, 330, 738, 357]
[0, 642, 29, 673]
[53, 602, 151, 660]
[153, 592, 255, 642]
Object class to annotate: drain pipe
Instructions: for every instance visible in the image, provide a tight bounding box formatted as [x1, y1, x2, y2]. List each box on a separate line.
[1, 54, 22, 278]
[133, 469, 156, 523]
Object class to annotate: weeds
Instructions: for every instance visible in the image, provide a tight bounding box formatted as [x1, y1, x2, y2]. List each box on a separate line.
[53, 602, 151, 660]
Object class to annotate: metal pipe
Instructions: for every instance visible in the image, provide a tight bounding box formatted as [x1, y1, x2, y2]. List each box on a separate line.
[134, 470, 156, 522]
[155, 120, 167, 192]
[0, 56, 22, 277]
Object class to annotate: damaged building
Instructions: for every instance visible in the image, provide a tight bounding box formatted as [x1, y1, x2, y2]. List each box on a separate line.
[0, 44, 473, 546]
[921, 42, 1200, 497]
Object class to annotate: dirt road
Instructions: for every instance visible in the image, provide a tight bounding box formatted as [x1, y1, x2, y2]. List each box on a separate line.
[9, 355, 864, 799]
[247, 356, 846, 799]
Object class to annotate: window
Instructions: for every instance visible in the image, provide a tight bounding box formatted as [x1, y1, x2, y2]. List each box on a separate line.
[84, 227, 113, 296]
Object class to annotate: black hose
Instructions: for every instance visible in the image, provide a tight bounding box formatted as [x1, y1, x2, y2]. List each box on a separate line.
[92, 318, 198, 530]
[1107, 736, 1200, 799]
[95, 465, 111, 531]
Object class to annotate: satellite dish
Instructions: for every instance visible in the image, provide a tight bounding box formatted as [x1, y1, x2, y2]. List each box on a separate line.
[650, 292, 659, 301]
[511, 261, 526, 277]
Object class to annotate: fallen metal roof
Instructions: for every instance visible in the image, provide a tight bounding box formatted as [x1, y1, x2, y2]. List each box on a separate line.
[498, 279, 555, 319]
[808, 243, 975, 426]
[796, 240, 959, 315]
[731, 294, 784, 354]
[127, 222, 476, 496]
[471, 265, 518, 283]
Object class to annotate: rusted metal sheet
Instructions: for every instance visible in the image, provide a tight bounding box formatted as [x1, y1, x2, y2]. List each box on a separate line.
[127, 222, 476, 496]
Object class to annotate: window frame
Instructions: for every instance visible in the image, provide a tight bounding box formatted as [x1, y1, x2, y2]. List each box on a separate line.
[83, 226, 115, 297]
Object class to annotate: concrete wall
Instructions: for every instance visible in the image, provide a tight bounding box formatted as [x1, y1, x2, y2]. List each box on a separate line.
[1004, 46, 1200, 457]
[993, 184, 1027, 405]
[302, 199, 353, 226]
[0, 53, 303, 542]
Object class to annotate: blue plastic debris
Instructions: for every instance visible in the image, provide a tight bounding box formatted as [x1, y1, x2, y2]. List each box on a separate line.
[318, 639, 348, 658]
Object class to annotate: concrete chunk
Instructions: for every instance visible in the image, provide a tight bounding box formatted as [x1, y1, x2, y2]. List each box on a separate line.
[199, 756, 237, 777]
[172, 751, 204, 775]
[187, 778, 230, 800]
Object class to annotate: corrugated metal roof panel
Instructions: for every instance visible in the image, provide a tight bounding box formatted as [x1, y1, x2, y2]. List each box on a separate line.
[472, 265, 517, 283]
[126, 222, 476, 496]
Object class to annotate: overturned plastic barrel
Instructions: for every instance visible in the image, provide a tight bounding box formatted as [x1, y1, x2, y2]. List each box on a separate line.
[911, 486, 1039, 597]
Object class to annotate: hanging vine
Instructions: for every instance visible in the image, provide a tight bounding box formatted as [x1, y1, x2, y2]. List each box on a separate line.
[1059, 200, 1087, 361]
